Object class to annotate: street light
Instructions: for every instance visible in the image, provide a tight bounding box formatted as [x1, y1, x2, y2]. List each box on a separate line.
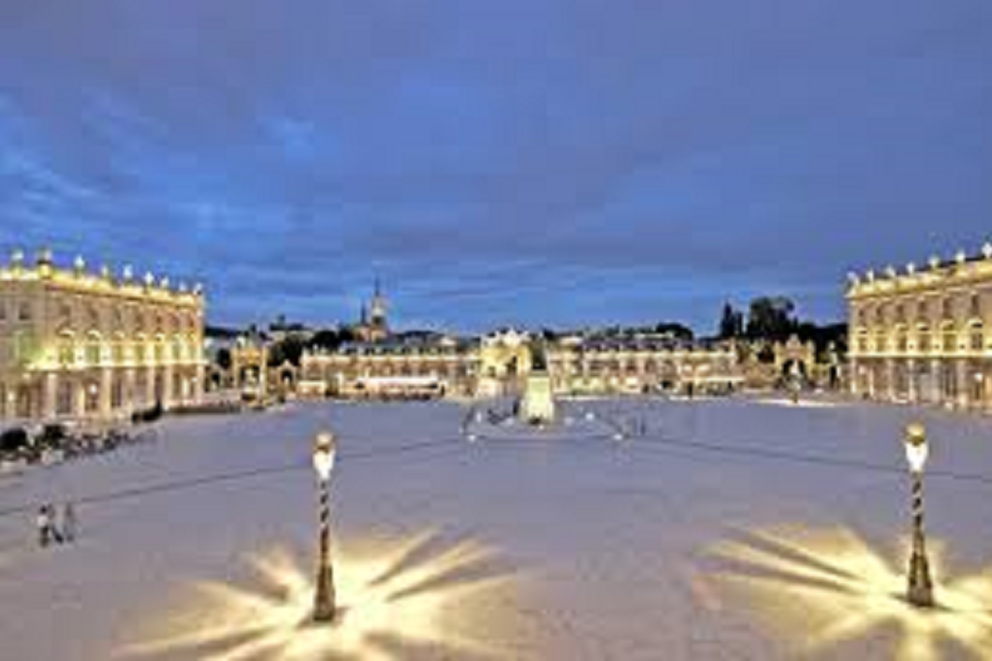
[903, 422, 934, 608]
[312, 430, 337, 622]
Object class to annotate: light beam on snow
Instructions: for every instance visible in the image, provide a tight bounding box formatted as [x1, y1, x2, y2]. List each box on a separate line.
[120, 531, 520, 660]
[701, 526, 992, 659]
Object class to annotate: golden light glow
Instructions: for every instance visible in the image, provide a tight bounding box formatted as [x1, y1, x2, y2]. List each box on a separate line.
[120, 531, 521, 661]
[754, 398, 841, 408]
[700, 526, 992, 659]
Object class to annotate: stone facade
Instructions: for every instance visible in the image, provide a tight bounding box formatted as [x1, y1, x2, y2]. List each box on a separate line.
[847, 244, 992, 410]
[301, 329, 742, 399]
[0, 249, 206, 424]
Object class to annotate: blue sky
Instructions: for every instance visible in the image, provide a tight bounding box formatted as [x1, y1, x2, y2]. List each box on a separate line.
[1, 1, 990, 333]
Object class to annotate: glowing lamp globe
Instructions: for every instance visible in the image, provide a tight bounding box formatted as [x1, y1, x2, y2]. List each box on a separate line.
[313, 431, 337, 481]
[904, 423, 928, 473]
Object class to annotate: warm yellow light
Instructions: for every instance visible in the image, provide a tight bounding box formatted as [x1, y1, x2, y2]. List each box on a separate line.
[700, 526, 992, 660]
[904, 422, 928, 473]
[312, 431, 336, 481]
[121, 532, 521, 661]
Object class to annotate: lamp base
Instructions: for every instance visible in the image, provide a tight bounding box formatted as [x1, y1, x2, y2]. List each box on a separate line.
[907, 551, 934, 608]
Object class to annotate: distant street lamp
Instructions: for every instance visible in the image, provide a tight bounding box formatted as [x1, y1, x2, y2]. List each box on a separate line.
[312, 431, 337, 622]
[903, 422, 934, 608]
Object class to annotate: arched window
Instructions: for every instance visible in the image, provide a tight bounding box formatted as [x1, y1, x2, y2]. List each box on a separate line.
[85, 333, 102, 366]
[942, 324, 958, 353]
[916, 326, 930, 354]
[58, 333, 75, 366]
[970, 322, 984, 352]
[896, 325, 908, 353]
[858, 330, 869, 353]
[874, 329, 887, 353]
[134, 335, 147, 364]
[112, 334, 126, 365]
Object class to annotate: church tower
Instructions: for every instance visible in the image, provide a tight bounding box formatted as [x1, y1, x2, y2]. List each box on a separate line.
[356, 276, 389, 342]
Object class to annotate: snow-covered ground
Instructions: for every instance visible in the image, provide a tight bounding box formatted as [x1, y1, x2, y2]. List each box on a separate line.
[1, 396, 992, 660]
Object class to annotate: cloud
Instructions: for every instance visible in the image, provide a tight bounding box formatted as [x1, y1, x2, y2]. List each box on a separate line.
[1, 0, 990, 330]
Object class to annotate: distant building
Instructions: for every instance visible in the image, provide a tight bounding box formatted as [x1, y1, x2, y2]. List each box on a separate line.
[301, 326, 742, 400]
[847, 244, 992, 409]
[268, 315, 315, 344]
[353, 278, 389, 343]
[0, 249, 205, 423]
[301, 332, 477, 399]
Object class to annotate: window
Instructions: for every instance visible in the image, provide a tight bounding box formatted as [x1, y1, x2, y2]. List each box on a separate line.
[13, 333, 36, 363]
[58, 336, 75, 366]
[942, 298, 953, 319]
[875, 330, 887, 353]
[943, 328, 957, 352]
[918, 327, 931, 353]
[18, 302, 32, 322]
[896, 327, 908, 353]
[86, 336, 102, 366]
[971, 324, 984, 352]
[112, 341, 125, 365]
[971, 294, 982, 318]
[918, 299, 929, 319]
[0, 300, 7, 323]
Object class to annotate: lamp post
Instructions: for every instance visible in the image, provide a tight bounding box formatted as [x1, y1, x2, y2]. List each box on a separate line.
[904, 422, 934, 608]
[312, 431, 337, 622]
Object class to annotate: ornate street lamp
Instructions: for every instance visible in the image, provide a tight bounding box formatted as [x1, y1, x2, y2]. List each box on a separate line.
[312, 431, 337, 622]
[904, 422, 934, 607]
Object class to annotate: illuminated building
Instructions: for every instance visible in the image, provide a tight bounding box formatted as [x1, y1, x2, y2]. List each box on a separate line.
[301, 327, 741, 400]
[353, 278, 389, 343]
[0, 249, 206, 423]
[847, 244, 992, 409]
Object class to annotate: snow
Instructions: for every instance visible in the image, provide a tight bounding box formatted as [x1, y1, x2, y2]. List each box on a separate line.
[1, 397, 992, 659]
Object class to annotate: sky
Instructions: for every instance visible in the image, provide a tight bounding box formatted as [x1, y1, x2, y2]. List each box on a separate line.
[0, 1, 990, 334]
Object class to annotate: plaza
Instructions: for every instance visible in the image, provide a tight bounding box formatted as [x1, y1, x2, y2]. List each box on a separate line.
[1, 396, 990, 659]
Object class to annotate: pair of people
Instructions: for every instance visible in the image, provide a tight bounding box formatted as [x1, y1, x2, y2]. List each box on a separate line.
[36, 503, 76, 548]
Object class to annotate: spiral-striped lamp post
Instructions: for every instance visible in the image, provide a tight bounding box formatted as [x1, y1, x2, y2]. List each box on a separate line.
[312, 431, 337, 622]
[904, 422, 934, 608]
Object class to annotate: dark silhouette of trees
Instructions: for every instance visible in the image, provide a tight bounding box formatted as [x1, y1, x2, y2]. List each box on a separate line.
[718, 302, 745, 339]
[216, 348, 232, 371]
[746, 297, 797, 341]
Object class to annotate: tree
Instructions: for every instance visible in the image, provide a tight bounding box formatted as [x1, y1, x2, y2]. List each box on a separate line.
[655, 322, 694, 341]
[0, 428, 30, 454]
[718, 302, 744, 339]
[268, 335, 306, 367]
[216, 348, 233, 371]
[746, 297, 796, 341]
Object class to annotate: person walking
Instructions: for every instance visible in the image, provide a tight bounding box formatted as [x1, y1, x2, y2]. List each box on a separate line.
[36, 505, 52, 548]
[48, 503, 64, 545]
[61, 503, 77, 543]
